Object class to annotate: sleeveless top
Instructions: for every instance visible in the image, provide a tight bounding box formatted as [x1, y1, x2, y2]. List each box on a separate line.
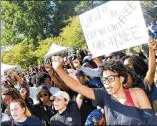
[124, 89, 135, 107]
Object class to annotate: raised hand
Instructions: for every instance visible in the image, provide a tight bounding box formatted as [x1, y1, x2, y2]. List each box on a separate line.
[45, 64, 53, 72]
[148, 38, 156, 50]
[51, 56, 63, 70]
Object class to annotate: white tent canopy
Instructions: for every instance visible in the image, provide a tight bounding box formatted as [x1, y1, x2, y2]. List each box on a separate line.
[1, 63, 21, 76]
[44, 43, 69, 59]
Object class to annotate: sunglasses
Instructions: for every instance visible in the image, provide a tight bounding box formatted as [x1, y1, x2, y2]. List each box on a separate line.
[39, 93, 48, 98]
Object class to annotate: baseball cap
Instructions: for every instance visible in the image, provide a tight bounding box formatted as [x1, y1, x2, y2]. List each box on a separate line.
[53, 91, 70, 103]
[37, 85, 49, 95]
[49, 87, 60, 96]
[85, 109, 103, 126]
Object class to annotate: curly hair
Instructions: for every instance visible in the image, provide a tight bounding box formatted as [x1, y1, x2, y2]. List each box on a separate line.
[102, 59, 128, 84]
[36, 72, 51, 87]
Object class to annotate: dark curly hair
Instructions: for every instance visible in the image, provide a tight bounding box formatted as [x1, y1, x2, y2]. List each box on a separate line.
[36, 72, 51, 87]
[102, 59, 128, 84]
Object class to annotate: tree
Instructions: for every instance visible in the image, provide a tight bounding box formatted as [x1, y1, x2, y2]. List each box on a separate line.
[51, 1, 80, 36]
[1, 1, 81, 48]
[54, 16, 86, 49]
[75, 1, 108, 15]
[140, 1, 157, 25]
[1, 1, 55, 47]
[1, 42, 38, 69]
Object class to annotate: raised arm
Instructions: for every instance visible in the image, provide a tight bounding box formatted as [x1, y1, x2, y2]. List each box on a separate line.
[52, 56, 95, 100]
[68, 57, 76, 70]
[145, 38, 156, 86]
[76, 94, 84, 109]
[45, 64, 69, 91]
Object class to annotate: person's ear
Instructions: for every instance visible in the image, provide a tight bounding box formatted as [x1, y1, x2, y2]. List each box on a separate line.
[22, 107, 26, 114]
[119, 76, 125, 83]
[65, 99, 68, 104]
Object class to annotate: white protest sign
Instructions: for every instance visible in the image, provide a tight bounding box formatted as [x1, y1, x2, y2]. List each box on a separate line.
[79, 1, 148, 58]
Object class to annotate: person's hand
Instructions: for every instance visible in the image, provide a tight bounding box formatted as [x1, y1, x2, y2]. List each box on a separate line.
[148, 38, 156, 50]
[45, 64, 53, 72]
[51, 56, 63, 71]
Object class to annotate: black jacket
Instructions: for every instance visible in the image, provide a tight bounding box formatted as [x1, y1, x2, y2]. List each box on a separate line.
[32, 103, 57, 126]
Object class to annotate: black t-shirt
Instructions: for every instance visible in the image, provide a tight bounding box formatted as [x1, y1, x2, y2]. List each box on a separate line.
[93, 88, 157, 125]
[137, 79, 153, 106]
[80, 85, 97, 125]
[50, 101, 81, 126]
[138, 79, 151, 97]
[1, 117, 44, 126]
[80, 97, 96, 126]
[32, 103, 56, 126]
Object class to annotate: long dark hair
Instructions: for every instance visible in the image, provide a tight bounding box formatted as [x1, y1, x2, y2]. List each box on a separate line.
[124, 65, 142, 88]
[130, 55, 148, 79]
[122, 55, 148, 79]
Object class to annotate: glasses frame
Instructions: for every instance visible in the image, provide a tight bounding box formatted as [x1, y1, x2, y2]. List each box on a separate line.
[101, 75, 120, 85]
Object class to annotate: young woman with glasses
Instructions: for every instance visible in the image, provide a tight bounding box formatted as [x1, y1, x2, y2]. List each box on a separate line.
[50, 55, 157, 125]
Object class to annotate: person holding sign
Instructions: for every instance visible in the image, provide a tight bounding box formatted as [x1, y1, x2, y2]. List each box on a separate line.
[50, 54, 157, 125]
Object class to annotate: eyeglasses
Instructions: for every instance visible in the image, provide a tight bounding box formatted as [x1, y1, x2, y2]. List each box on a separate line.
[39, 93, 48, 98]
[101, 75, 119, 84]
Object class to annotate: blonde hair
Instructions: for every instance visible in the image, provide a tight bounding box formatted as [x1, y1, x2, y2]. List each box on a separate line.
[10, 99, 31, 117]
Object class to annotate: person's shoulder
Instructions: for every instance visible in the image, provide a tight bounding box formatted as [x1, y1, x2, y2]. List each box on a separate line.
[1, 120, 12, 126]
[129, 88, 146, 96]
[50, 113, 59, 121]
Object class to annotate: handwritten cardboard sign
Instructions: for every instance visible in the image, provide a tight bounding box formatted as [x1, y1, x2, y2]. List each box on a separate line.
[79, 1, 148, 57]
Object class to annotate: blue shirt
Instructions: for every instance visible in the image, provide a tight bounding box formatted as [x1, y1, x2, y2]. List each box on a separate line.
[85, 77, 103, 88]
[13, 117, 44, 126]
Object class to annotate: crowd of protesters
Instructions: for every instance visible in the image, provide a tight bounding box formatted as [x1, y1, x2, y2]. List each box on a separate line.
[1, 37, 157, 125]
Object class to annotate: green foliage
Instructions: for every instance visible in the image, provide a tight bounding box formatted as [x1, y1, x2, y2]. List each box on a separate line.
[75, 1, 108, 15]
[141, 1, 157, 21]
[1, 1, 55, 47]
[33, 38, 53, 63]
[1, 16, 87, 69]
[1, 1, 79, 47]
[2, 42, 38, 69]
[54, 16, 86, 49]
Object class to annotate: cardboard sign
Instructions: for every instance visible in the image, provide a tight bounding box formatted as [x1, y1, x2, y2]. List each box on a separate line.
[79, 1, 148, 57]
